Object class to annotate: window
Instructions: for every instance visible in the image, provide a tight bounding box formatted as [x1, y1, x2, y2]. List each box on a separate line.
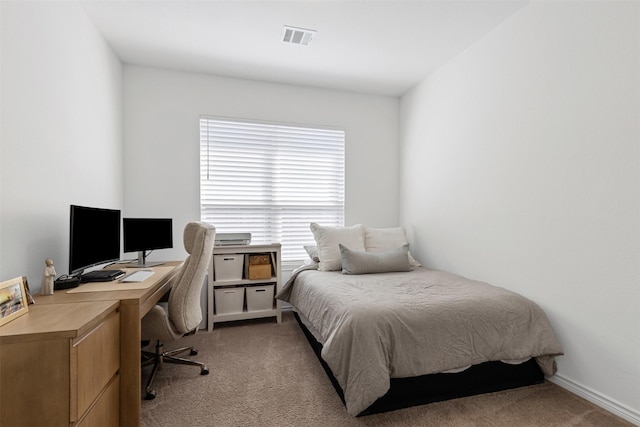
[200, 116, 345, 261]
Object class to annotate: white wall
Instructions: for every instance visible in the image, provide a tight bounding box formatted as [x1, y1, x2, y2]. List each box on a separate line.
[400, 1, 639, 422]
[0, 1, 123, 291]
[123, 65, 399, 263]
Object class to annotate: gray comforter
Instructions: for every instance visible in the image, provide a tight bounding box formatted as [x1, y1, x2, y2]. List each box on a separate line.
[277, 265, 563, 416]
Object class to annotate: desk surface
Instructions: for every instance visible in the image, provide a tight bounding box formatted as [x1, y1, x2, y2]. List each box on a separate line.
[36, 261, 182, 315]
[67, 265, 178, 293]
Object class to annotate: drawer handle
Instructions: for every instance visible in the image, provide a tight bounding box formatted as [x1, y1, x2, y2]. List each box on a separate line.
[255, 289, 266, 292]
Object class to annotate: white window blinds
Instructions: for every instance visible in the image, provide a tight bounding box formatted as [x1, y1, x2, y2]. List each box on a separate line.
[200, 116, 345, 261]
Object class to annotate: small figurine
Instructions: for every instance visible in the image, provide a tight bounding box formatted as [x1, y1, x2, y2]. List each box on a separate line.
[40, 258, 56, 295]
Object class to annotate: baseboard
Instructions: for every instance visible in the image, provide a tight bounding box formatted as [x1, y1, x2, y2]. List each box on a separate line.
[549, 374, 639, 426]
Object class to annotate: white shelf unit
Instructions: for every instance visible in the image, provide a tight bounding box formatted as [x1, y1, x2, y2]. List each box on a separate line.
[207, 243, 282, 331]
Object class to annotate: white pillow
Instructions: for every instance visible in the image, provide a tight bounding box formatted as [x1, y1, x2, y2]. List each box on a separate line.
[310, 223, 365, 271]
[340, 244, 411, 275]
[364, 226, 421, 267]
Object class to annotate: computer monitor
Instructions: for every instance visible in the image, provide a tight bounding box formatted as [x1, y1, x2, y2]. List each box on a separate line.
[123, 218, 173, 267]
[69, 205, 121, 276]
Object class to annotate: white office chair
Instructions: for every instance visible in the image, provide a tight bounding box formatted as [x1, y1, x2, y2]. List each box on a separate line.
[141, 221, 216, 400]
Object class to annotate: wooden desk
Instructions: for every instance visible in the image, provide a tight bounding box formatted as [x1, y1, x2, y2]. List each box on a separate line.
[33, 261, 183, 426]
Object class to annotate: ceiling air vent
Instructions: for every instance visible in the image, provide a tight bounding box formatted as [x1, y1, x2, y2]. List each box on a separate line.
[282, 25, 316, 46]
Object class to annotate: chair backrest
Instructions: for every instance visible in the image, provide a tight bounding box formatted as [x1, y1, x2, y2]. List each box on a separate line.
[168, 221, 216, 334]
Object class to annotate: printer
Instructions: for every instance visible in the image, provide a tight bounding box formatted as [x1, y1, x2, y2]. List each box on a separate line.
[214, 232, 252, 246]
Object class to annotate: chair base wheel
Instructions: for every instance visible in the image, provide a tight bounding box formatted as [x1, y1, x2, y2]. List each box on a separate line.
[190, 349, 198, 356]
[201, 367, 209, 375]
[145, 390, 156, 400]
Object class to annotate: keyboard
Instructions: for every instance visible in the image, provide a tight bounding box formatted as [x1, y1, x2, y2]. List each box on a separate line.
[120, 270, 155, 283]
[81, 269, 125, 282]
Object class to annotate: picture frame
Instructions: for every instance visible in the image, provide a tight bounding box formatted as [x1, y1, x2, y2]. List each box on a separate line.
[0, 276, 30, 327]
[22, 275, 35, 305]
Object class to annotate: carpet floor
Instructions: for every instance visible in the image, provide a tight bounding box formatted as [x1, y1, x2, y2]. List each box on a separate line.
[141, 311, 632, 427]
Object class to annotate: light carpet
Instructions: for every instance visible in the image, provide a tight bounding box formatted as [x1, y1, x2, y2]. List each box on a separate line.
[141, 311, 632, 427]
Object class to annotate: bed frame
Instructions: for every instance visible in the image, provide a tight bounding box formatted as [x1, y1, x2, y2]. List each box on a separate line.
[294, 312, 544, 416]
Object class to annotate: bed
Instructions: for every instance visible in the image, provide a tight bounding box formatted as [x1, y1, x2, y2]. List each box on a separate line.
[276, 224, 564, 416]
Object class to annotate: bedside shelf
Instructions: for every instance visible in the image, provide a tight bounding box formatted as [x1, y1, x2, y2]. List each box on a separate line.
[207, 243, 281, 331]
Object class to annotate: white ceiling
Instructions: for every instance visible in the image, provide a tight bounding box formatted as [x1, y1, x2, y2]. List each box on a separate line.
[80, 0, 528, 97]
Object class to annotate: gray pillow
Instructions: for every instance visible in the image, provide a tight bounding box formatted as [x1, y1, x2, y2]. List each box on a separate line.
[304, 245, 320, 263]
[339, 243, 411, 275]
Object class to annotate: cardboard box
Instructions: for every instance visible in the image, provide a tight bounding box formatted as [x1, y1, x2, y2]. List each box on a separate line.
[247, 254, 272, 280]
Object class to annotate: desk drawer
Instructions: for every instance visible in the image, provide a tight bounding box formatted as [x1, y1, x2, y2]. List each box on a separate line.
[77, 374, 119, 427]
[72, 309, 120, 421]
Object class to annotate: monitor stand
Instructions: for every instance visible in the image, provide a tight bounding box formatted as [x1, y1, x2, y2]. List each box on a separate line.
[127, 251, 165, 268]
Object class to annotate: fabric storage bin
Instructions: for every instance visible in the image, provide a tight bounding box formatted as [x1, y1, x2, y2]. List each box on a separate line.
[214, 254, 244, 281]
[246, 285, 274, 312]
[215, 287, 245, 314]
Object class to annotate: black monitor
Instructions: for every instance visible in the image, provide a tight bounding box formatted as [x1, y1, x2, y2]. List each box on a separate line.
[69, 205, 121, 276]
[123, 218, 173, 267]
